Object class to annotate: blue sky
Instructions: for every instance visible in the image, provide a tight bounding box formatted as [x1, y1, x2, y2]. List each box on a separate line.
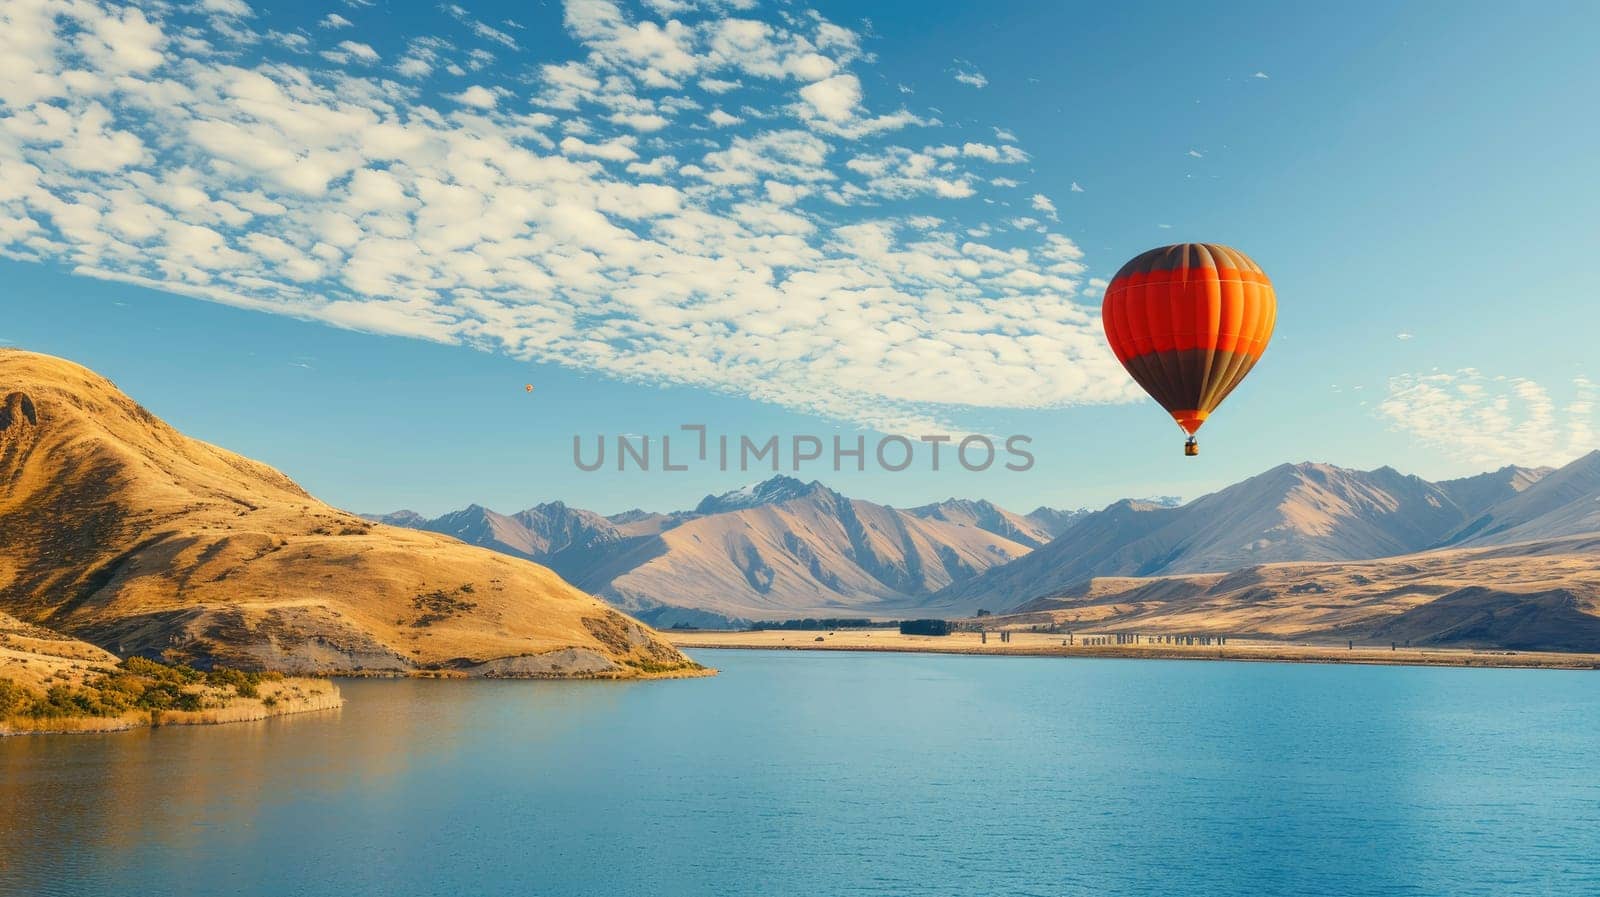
[1, 0, 1596, 516]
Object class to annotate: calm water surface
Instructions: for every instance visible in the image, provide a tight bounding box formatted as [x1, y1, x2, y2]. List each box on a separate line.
[3, 649, 1599, 897]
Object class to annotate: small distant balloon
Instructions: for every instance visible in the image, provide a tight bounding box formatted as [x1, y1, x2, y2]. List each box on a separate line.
[524, 384, 535, 393]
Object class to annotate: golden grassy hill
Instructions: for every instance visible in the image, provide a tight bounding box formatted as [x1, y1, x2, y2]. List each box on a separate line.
[0, 349, 703, 678]
[991, 533, 1600, 651]
[0, 608, 118, 692]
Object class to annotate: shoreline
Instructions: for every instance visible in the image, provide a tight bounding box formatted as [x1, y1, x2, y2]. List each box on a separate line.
[0, 662, 716, 737]
[325, 661, 717, 680]
[0, 678, 345, 737]
[667, 631, 1600, 671]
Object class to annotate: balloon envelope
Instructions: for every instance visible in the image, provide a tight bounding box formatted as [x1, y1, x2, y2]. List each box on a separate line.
[1102, 243, 1275, 435]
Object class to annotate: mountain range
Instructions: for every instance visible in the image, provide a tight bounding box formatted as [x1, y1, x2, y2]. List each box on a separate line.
[367, 477, 1084, 627]
[373, 453, 1600, 631]
[0, 350, 701, 678]
[924, 460, 1573, 614]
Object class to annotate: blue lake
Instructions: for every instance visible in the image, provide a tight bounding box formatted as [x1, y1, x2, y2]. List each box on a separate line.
[3, 649, 1599, 896]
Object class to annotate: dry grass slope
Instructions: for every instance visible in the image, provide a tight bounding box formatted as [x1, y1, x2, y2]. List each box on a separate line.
[0, 611, 342, 735]
[997, 534, 1600, 651]
[0, 349, 706, 679]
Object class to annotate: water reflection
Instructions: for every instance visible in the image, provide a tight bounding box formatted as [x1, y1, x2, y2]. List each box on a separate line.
[0, 678, 641, 894]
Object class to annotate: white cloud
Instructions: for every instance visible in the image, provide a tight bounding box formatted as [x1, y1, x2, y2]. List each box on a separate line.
[327, 40, 379, 63]
[1379, 370, 1598, 468]
[1396, 331, 1414, 341]
[265, 30, 309, 52]
[396, 56, 432, 79]
[1070, 181, 1084, 192]
[445, 3, 519, 51]
[447, 85, 498, 108]
[961, 142, 1028, 164]
[203, 0, 252, 17]
[953, 69, 987, 89]
[843, 147, 977, 200]
[786, 52, 836, 81]
[1187, 149, 1203, 158]
[993, 127, 1017, 142]
[798, 73, 860, 122]
[319, 13, 353, 29]
[0, 0, 1138, 434]
[1030, 193, 1057, 221]
[609, 111, 669, 131]
[1252, 71, 1269, 79]
[626, 155, 674, 178]
[560, 134, 639, 161]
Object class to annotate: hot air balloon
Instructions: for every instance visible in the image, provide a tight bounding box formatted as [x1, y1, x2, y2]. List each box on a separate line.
[1102, 243, 1276, 456]
[524, 384, 535, 393]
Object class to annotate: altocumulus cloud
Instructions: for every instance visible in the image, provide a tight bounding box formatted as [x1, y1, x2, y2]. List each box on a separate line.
[0, 0, 1137, 432]
[1379, 369, 1597, 468]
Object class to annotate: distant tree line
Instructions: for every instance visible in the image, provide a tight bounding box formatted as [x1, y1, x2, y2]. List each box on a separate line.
[746, 618, 899, 631]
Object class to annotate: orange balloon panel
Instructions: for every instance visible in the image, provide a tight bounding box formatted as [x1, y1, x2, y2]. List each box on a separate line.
[1102, 243, 1276, 434]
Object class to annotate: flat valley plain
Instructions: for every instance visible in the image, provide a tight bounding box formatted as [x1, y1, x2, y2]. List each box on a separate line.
[667, 629, 1600, 670]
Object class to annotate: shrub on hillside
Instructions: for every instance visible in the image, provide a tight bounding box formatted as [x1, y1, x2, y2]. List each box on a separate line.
[1, 658, 293, 723]
[0, 679, 34, 717]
